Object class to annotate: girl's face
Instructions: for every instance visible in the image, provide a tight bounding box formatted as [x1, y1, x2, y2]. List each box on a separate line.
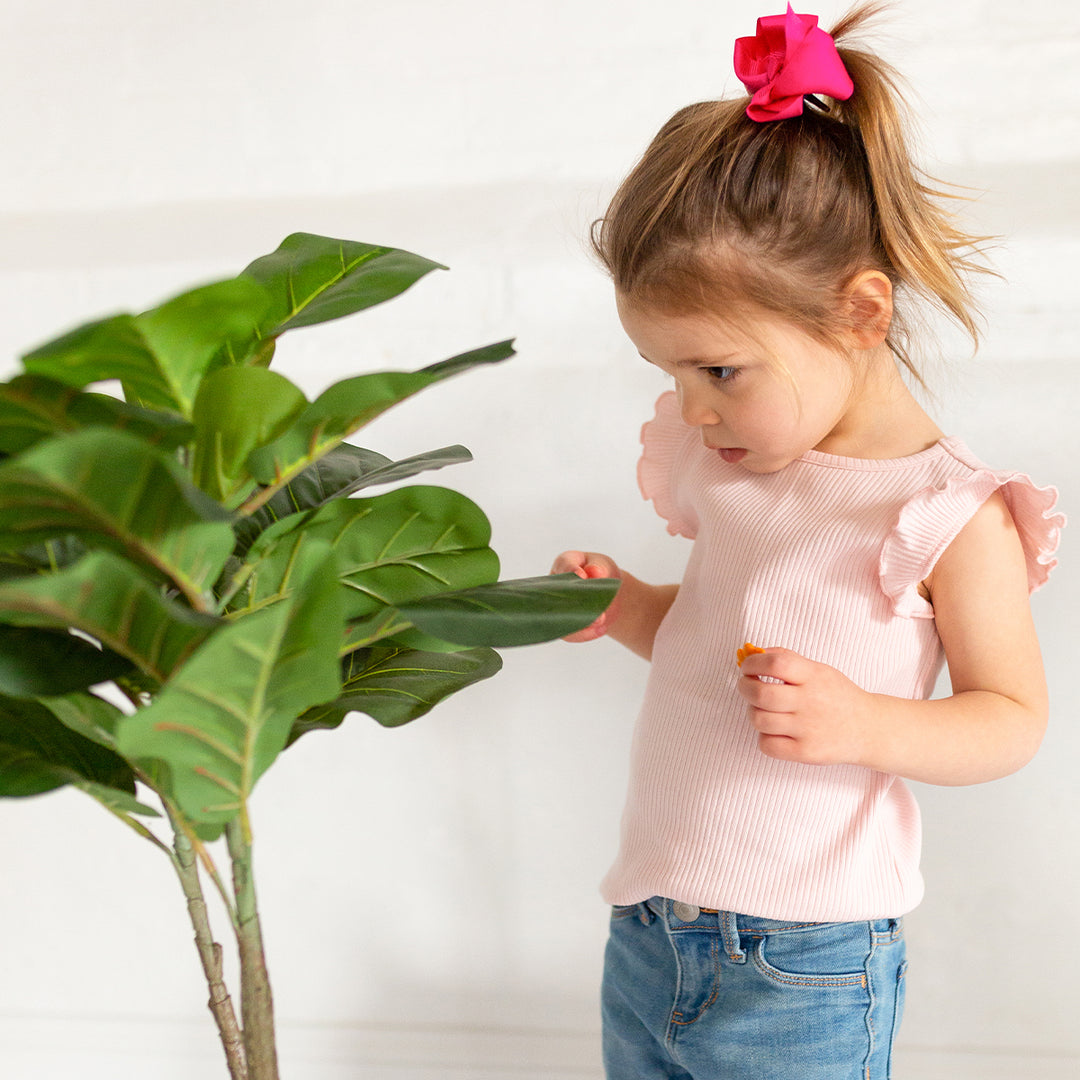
[616, 295, 861, 474]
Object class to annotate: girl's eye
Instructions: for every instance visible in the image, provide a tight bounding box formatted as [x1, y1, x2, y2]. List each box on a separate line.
[704, 366, 739, 382]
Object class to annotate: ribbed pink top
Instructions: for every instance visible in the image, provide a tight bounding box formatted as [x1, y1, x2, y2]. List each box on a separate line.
[601, 392, 1063, 921]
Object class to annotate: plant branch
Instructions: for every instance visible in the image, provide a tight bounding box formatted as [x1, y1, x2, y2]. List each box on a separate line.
[226, 813, 279, 1080]
[169, 812, 247, 1080]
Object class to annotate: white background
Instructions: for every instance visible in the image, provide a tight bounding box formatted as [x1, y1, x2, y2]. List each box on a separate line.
[1, 1, 1076, 1077]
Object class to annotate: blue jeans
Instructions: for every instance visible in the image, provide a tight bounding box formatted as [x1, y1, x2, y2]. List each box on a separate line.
[602, 897, 907, 1080]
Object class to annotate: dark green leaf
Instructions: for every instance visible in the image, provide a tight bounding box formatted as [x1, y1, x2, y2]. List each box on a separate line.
[245, 340, 514, 491]
[232, 443, 473, 554]
[0, 625, 130, 697]
[0, 375, 194, 455]
[0, 428, 235, 602]
[0, 696, 136, 798]
[241, 234, 445, 336]
[397, 574, 621, 647]
[0, 550, 219, 684]
[289, 645, 502, 742]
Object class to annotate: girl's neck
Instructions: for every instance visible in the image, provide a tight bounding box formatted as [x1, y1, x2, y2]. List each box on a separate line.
[816, 348, 944, 460]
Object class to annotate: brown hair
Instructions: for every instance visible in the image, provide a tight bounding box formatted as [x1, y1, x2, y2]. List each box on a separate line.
[590, 3, 992, 379]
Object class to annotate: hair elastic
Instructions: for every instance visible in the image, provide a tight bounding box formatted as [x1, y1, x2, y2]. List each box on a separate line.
[734, 4, 854, 122]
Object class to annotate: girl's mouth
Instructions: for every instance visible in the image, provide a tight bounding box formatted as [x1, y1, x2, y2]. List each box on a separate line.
[718, 448, 747, 463]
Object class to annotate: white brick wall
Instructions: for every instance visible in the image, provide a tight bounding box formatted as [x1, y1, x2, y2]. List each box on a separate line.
[1, 2, 1076, 1076]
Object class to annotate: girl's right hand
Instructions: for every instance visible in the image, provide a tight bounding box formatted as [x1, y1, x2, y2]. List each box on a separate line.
[551, 550, 622, 642]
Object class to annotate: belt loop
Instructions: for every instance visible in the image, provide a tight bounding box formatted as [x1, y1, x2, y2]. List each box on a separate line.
[720, 911, 746, 963]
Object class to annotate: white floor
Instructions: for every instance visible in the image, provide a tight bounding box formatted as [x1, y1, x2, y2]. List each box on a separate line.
[0, 1015, 1075, 1080]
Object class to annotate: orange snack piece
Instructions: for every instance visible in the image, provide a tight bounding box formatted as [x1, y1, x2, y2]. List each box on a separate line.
[736, 642, 765, 667]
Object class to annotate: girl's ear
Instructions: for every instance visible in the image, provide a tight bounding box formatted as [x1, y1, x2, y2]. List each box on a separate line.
[843, 270, 893, 348]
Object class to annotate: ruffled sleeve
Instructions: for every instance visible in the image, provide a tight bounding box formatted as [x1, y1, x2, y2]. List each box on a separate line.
[880, 461, 1065, 619]
[637, 391, 699, 539]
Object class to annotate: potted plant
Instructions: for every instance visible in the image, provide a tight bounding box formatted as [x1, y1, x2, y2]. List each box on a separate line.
[0, 232, 616, 1079]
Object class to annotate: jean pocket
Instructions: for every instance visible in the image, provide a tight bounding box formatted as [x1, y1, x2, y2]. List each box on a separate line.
[611, 903, 642, 922]
[750, 922, 870, 990]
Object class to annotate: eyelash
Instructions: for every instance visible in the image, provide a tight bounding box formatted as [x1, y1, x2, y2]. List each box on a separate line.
[704, 366, 740, 383]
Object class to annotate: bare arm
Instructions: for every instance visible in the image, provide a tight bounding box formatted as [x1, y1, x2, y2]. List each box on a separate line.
[552, 551, 678, 661]
[737, 492, 1048, 786]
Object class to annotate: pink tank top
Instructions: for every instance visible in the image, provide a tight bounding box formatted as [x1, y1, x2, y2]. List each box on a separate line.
[600, 391, 1063, 921]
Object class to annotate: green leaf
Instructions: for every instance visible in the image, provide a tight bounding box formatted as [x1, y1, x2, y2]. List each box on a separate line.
[232, 443, 473, 554]
[397, 574, 621, 647]
[244, 340, 514, 493]
[0, 550, 219, 684]
[289, 645, 502, 742]
[243, 485, 499, 625]
[22, 313, 178, 412]
[0, 625, 130, 697]
[0, 428, 235, 603]
[39, 690, 126, 752]
[191, 366, 308, 503]
[131, 278, 271, 411]
[21, 279, 270, 417]
[0, 375, 194, 456]
[116, 544, 345, 827]
[0, 696, 136, 798]
[241, 234, 445, 336]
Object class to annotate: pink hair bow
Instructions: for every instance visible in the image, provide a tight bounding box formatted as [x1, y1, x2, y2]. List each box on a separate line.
[733, 4, 854, 122]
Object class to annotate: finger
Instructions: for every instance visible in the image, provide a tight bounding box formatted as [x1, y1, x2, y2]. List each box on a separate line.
[739, 647, 805, 685]
[737, 674, 799, 712]
[551, 550, 588, 576]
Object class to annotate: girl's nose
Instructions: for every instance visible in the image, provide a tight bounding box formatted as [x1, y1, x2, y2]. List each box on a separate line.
[677, 382, 721, 427]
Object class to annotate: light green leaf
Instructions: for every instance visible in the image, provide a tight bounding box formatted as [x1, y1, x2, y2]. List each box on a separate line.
[191, 366, 308, 503]
[289, 645, 502, 741]
[116, 544, 345, 827]
[241, 234, 445, 336]
[39, 690, 126, 752]
[244, 341, 514, 495]
[129, 277, 271, 413]
[0, 428, 235, 603]
[397, 574, 621, 647]
[242, 485, 499, 625]
[0, 550, 219, 684]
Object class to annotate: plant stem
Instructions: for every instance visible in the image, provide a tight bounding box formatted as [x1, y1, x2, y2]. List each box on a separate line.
[226, 814, 279, 1080]
[170, 819, 248, 1080]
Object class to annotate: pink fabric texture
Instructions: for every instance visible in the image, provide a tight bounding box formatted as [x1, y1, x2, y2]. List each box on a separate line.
[734, 4, 854, 121]
[603, 391, 1063, 921]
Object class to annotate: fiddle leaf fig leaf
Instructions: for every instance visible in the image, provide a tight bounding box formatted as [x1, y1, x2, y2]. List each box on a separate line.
[0, 428, 235, 603]
[191, 366, 308, 503]
[241, 234, 445, 336]
[288, 645, 502, 743]
[241, 485, 499, 624]
[232, 443, 473, 554]
[244, 340, 514, 496]
[397, 574, 621, 647]
[22, 313, 179, 413]
[20, 277, 269, 418]
[0, 696, 136, 799]
[0, 550, 219, 684]
[39, 690, 127, 753]
[0, 625, 130, 698]
[115, 543, 345, 828]
[0, 375, 194, 456]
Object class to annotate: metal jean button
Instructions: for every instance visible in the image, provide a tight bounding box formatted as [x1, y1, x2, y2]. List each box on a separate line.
[672, 901, 701, 922]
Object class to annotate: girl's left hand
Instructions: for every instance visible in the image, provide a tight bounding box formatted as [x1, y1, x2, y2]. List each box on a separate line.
[736, 648, 876, 767]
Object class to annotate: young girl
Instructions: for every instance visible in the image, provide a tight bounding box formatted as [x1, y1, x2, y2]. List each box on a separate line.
[552, 5, 1064, 1078]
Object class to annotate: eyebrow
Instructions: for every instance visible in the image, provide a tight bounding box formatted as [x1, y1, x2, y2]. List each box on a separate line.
[639, 352, 739, 368]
